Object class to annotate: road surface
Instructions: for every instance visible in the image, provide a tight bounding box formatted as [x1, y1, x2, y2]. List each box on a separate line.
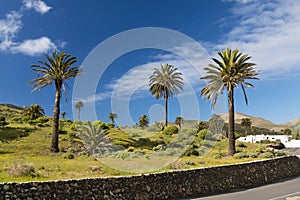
[192, 176, 300, 200]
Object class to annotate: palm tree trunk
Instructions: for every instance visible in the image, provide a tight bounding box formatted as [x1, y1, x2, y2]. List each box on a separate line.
[51, 82, 61, 152]
[228, 87, 236, 156]
[164, 90, 168, 127]
[78, 108, 81, 120]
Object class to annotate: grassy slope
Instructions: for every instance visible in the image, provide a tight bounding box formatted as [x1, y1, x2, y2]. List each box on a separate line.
[0, 104, 287, 183]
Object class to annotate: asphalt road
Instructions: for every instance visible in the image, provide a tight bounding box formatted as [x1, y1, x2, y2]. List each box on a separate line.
[191, 176, 300, 200]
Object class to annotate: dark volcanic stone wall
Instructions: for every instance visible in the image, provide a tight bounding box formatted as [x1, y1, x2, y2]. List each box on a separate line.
[1, 156, 300, 200]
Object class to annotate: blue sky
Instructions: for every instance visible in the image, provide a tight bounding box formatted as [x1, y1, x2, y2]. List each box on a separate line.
[1, 0, 300, 125]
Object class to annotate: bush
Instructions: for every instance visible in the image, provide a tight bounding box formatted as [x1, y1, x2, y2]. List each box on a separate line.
[163, 126, 179, 135]
[233, 152, 249, 159]
[213, 152, 223, 159]
[259, 152, 274, 158]
[184, 145, 199, 156]
[64, 153, 75, 159]
[11, 117, 22, 123]
[6, 162, 37, 177]
[127, 146, 135, 152]
[35, 117, 49, 124]
[106, 122, 115, 129]
[185, 160, 195, 165]
[70, 123, 77, 131]
[197, 129, 208, 140]
[21, 115, 32, 122]
[152, 144, 163, 151]
[249, 152, 259, 158]
[275, 151, 286, 157]
[0, 116, 5, 121]
[236, 141, 247, 148]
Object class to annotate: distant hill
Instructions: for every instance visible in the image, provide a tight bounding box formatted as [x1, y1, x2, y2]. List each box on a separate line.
[178, 112, 300, 133]
[281, 118, 300, 131]
[0, 104, 24, 119]
[219, 112, 286, 132]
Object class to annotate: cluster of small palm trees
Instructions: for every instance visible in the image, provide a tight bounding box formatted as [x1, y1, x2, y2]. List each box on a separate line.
[30, 47, 259, 156]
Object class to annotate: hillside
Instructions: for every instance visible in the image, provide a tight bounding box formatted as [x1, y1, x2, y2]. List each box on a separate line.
[0, 104, 24, 119]
[219, 112, 286, 131]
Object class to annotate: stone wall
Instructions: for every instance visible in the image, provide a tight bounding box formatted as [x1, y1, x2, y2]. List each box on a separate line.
[1, 156, 300, 200]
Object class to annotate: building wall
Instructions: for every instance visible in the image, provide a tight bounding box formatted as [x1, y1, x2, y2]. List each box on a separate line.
[1, 156, 300, 200]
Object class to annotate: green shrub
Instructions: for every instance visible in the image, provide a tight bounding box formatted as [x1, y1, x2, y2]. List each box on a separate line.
[106, 122, 115, 129]
[275, 151, 286, 157]
[163, 126, 179, 135]
[233, 152, 249, 159]
[64, 118, 72, 123]
[259, 152, 274, 158]
[70, 123, 77, 131]
[35, 117, 49, 124]
[235, 133, 241, 139]
[197, 129, 208, 140]
[236, 141, 247, 148]
[0, 116, 5, 121]
[64, 153, 75, 159]
[249, 152, 259, 158]
[213, 152, 223, 159]
[21, 115, 32, 122]
[185, 160, 195, 165]
[127, 146, 135, 152]
[6, 162, 37, 177]
[153, 144, 163, 151]
[11, 117, 22, 123]
[184, 145, 199, 156]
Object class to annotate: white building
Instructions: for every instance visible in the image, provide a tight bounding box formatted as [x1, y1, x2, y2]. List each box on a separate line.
[238, 135, 300, 148]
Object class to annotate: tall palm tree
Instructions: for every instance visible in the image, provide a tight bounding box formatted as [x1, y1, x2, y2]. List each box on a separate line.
[108, 112, 117, 125]
[23, 104, 45, 120]
[75, 101, 84, 120]
[149, 64, 184, 127]
[200, 48, 259, 156]
[175, 116, 184, 129]
[139, 114, 149, 129]
[241, 118, 252, 135]
[30, 50, 82, 152]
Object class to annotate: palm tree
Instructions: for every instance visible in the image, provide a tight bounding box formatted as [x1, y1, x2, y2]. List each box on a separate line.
[61, 111, 67, 120]
[200, 48, 259, 156]
[23, 104, 45, 120]
[175, 116, 184, 129]
[241, 118, 252, 135]
[79, 122, 117, 156]
[196, 121, 207, 132]
[149, 64, 184, 127]
[108, 112, 117, 126]
[139, 114, 149, 129]
[30, 50, 82, 152]
[75, 101, 84, 120]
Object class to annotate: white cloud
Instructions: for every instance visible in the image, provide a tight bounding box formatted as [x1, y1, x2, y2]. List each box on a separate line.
[11, 37, 56, 56]
[23, 0, 52, 15]
[217, 0, 300, 78]
[0, 11, 23, 51]
[83, 43, 210, 103]
[0, 0, 59, 56]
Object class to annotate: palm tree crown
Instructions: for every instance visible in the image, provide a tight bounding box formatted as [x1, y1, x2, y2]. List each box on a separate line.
[75, 101, 84, 120]
[200, 48, 259, 156]
[108, 113, 117, 125]
[23, 104, 45, 120]
[149, 64, 184, 127]
[175, 116, 184, 129]
[139, 114, 149, 129]
[30, 50, 82, 152]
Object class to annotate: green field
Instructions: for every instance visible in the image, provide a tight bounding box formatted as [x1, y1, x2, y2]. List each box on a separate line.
[0, 123, 285, 182]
